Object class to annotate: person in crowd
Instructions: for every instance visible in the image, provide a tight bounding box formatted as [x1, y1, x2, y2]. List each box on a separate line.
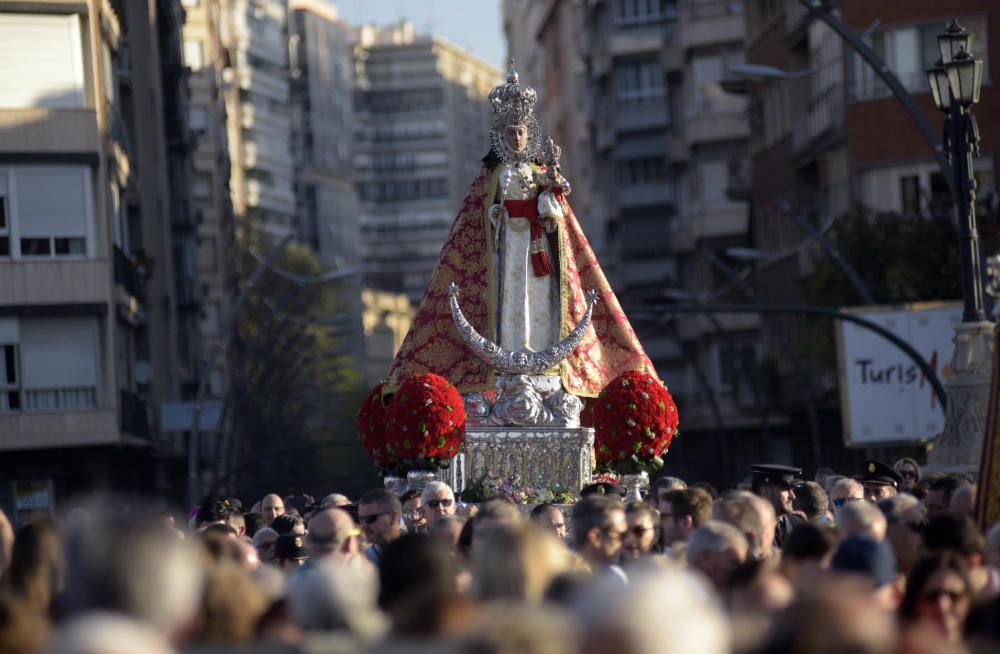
[399, 489, 426, 535]
[376, 533, 465, 638]
[861, 461, 901, 504]
[252, 527, 279, 566]
[574, 563, 730, 654]
[813, 466, 836, 490]
[725, 557, 795, 615]
[899, 553, 975, 646]
[830, 478, 865, 521]
[659, 488, 713, 552]
[193, 534, 267, 645]
[652, 475, 687, 499]
[357, 489, 403, 567]
[421, 481, 457, 523]
[949, 483, 976, 518]
[750, 464, 804, 547]
[284, 559, 386, 645]
[838, 500, 888, 541]
[0, 591, 49, 654]
[759, 578, 899, 654]
[260, 493, 285, 525]
[0, 509, 13, 579]
[459, 498, 523, 556]
[529, 503, 567, 541]
[430, 515, 467, 550]
[717, 491, 775, 561]
[923, 476, 966, 519]
[321, 493, 351, 509]
[686, 520, 748, 591]
[471, 522, 571, 602]
[274, 533, 308, 574]
[893, 457, 921, 494]
[570, 496, 628, 581]
[878, 494, 925, 580]
[690, 481, 719, 500]
[986, 523, 1000, 570]
[580, 481, 626, 500]
[242, 512, 266, 539]
[0, 518, 62, 617]
[922, 511, 1000, 597]
[60, 502, 204, 645]
[45, 613, 175, 654]
[823, 474, 846, 498]
[794, 481, 831, 525]
[622, 501, 660, 561]
[305, 508, 362, 565]
[270, 513, 305, 537]
[193, 500, 230, 531]
[830, 534, 898, 611]
[779, 522, 838, 593]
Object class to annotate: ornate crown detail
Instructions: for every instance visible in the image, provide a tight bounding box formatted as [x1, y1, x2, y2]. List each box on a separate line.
[488, 58, 537, 121]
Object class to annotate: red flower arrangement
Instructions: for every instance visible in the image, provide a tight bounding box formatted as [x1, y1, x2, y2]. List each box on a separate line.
[375, 373, 466, 472]
[358, 383, 391, 469]
[592, 370, 679, 473]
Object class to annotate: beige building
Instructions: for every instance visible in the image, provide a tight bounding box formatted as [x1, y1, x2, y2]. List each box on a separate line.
[182, 0, 237, 401]
[353, 22, 500, 303]
[0, 0, 199, 516]
[361, 288, 415, 386]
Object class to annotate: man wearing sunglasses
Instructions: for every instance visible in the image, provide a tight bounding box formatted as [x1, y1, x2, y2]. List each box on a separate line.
[421, 481, 457, 522]
[830, 478, 865, 522]
[358, 489, 402, 566]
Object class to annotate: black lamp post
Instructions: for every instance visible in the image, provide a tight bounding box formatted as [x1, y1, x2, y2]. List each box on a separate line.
[926, 20, 987, 323]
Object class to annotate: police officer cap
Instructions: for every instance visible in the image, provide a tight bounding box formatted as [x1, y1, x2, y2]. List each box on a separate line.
[580, 481, 627, 499]
[861, 460, 901, 489]
[749, 463, 802, 487]
[275, 533, 309, 561]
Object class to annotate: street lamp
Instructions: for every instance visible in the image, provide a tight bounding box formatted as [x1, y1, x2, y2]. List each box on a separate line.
[924, 20, 993, 474]
[924, 20, 985, 324]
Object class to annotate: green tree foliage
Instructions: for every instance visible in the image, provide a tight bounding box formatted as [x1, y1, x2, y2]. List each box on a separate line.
[800, 210, 962, 374]
[225, 238, 376, 501]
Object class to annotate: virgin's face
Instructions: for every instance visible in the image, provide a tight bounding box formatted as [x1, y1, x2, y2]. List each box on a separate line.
[504, 124, 528, 152]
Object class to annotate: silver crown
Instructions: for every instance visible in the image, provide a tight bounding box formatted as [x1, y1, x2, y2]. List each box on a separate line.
[488, 58, 537, 121]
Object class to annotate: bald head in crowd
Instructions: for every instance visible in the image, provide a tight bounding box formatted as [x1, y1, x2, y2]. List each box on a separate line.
[261, 493, 285, 526]
[717, 491, 776, 560]
[837, 500, 887, 541]
[306, 509, 361, 562]
[687, 520, 748, 590]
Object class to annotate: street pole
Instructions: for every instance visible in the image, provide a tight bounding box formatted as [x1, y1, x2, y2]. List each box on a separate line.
[187, 233, 294, 510]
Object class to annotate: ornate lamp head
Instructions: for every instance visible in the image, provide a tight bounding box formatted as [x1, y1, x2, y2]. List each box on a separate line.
[488, 58, 543, 164]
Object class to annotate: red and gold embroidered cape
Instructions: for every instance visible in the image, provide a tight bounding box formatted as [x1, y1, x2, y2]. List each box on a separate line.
[384, 165, 654, 398]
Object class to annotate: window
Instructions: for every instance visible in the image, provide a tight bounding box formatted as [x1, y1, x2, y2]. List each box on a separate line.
[617, 157, 667, 185]
[188, 106, 209, 139]
[615, 58, 666, 105]
[10, 167, 90, 258]
[183, 40, 204, 71]
[852, 16, 988, 101]
[0, 14, 85, 108]
[712, 343, 759, 399]
[0, 175, 9, 256]
[613, 0, 677, 25]
[198, 236, 217, 271]
[0, 317, 98, 412]
[193, 175, 213, 200]
[689, 49, 744, 112]
[181, 0, 201, 6]
[692, 160, 731, 205]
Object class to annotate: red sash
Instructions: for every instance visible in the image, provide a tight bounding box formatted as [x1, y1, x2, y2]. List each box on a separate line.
[503, 198, 552, 277]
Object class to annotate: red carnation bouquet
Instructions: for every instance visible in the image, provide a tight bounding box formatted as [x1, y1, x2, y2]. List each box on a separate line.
[359, 373, 465, 474]
[592, 370, 679, 474]
[358, 383, 392, 469]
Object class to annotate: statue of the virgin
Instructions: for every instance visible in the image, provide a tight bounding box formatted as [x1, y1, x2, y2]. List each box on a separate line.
[384, 60, 653, 425]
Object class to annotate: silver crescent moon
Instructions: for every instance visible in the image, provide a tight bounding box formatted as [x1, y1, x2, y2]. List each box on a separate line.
[448, 282, 599, 375]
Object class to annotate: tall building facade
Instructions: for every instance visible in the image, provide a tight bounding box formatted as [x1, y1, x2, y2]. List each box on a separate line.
[507, 0, 760, 482]
[288, 0, 358, 268]
[0, 0, 199, 517]
[353, 21, 500, 303]
[221, 0, 297, 240]
[181, 0, 238, 401]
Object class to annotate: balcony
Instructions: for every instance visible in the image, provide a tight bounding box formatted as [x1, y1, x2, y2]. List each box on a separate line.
[0, 408, 119, 451]
[113, 246, 146, 300]
[4, 259, 109, 306]
[792, 85, 845, 154]
[119, 389, 152, 439]
[681, 0, 745, 48]
[683, 96, 749, 147]
[0, 108, 99, 155]
[614, 99, 670, 132]
[619, 182, 676, 209]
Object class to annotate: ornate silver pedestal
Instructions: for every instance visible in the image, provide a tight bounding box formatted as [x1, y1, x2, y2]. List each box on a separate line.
[927, 321, 995, 476]
[462, 426, 594, 493]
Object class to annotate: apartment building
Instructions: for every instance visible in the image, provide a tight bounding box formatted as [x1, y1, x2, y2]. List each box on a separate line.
[181, 0, 238, 402]
[288, 0, 358, 268]
[221, 0, 297, 240]
[353, 21, 500, 304]
[505, 0, 758, 482]
[0, 0, 198, 517]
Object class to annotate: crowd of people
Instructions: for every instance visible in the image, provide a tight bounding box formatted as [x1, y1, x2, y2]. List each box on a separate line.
[1, 457, 999, 654]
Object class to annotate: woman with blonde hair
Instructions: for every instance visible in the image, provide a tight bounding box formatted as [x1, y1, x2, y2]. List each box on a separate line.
[1, 518, 62, 617]
[471, 521, 572, 603]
